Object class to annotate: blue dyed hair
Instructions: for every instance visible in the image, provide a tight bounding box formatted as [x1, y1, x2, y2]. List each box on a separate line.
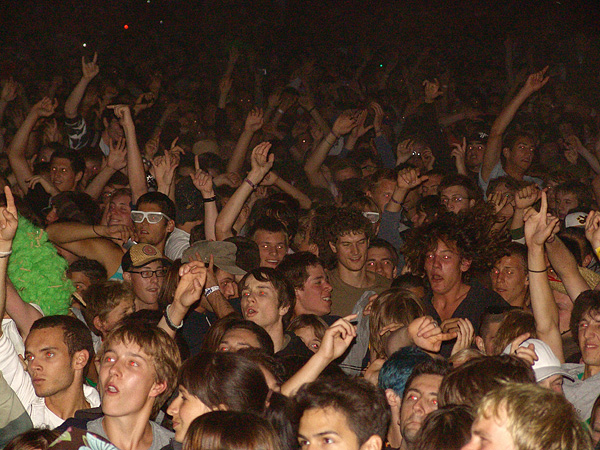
[378, 347, 432, 396]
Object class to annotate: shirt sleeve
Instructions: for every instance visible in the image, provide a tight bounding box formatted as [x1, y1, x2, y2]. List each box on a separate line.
[0, 334, 37, 412]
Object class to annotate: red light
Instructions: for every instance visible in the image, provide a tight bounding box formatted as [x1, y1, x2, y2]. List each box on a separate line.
[124, 24, 129, 29]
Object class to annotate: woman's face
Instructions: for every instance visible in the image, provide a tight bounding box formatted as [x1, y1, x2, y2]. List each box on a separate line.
[167, 386, 215, 442]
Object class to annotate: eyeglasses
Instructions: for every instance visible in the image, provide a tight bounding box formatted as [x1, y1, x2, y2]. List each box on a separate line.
[128, 268, 168, 278]
[363, 211, 380, 224]
[130, 210, 171, 224]
[440, 196, 469, 206]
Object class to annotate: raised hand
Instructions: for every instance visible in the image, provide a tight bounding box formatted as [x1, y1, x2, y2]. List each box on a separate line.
[350, 109, 373, 139]
[82, 52, 100, 81]
[396, 167, 428, 191]
[267, 88, 283, 109]
[33, 97, 58, 118]
[408, 316, 457, 353]
[396, 138, 414, 164]
[585, 211, 600, 250]
[191, 156, 215, 197]
[450, 318, 475, 356]
[107, 138, 127, 171]
[523, 191, 559, 247]
[488, 190, 510, 214]
[563, 145, 578, 165]
[298, 94, 315, 111]
[515, 184, 541, 210]
[144, 136, 160, 159]
[332, 111, 358, 137]
[213, 172, 242, 188]
[317, 315, 357, 361]
[174, 261, 208, 308]
[423, 79, 443, 103]
[0, 186, 18, 249]
[151, 152, 179, 188]
[565, 135, 585, 154]
[507, 333, 538, 366]
[245, 107, 264, 133]
[523, 66, 550, 94]
[26, 175, 58, 196]
[421, 147, 435, 171]
[1, 78, 17, 103]
[249, 142, 274, 180]
[108, 104, 134, 128]
[370, 102, 385, 133]
[99, 224, 136, 244]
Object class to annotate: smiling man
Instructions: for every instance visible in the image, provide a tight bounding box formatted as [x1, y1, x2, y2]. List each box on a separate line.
[122, 243, 170, 311]
[326, 208, 391, 317]
[295, 376, 390, 450]
[250, 216, 289, 269]
[279, 252, 334, 317]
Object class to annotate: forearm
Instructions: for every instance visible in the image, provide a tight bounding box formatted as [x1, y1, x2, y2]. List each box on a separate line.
[309, 108, 331, 135]
[281, 352, 332, 397]
[204, 290, 235, 318]
[274, 176, 312, 209]
[64, 78, 91, 119]
[545, 237, 590, 300]
[439, 111, 466, 128]
[385, 188, 409, 213]
[46, 222, 99, 244]
[227, 130, 254, 175]
[85, 166, 117, 200]
[124, 125, 148, 203]
[6, 281, 42, 339]
[578, 146, 600, 174]
[304, 131, 337, 174]
[215, 179, 255, 240]
[510, 208, 526, 231]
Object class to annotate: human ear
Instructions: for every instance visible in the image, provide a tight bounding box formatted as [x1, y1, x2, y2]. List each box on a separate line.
[475, 336, 486, 354]
[93, 316, 107, 336]
[72, 349, 90, 371]
[149, 380, 168, 399]
[459, 258, 472, 273]
[329, 242, 337, 254]
[359, 435, 383, 450]
[166, 219, 175, 233]
[385, 389, 401, 408]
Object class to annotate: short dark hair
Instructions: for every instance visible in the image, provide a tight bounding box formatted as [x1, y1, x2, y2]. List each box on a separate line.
[29, 315, 95, 377]
[81, 281, 136, 336]
[240, 268, 295, 327]
[68, 258, 108, 285]
[136, 192, 176, 220]
[326, 207, 373, 244]
[50, 148, 85, 176]
[403, 359, 449, 401]
[250, 216, 290, 242]
[438, 354, 535, 408]
[368, 238, 399, 268]
[556, 180, 593, 211]
[278, 251, 323, 291]
[438, 173, 482, 203]
[570, 290, 600, 347]
[177, 351, 269, 415]
[294, 376, 391, 445]
[287, 314, 328, 341]
[414, 405, 474, 450]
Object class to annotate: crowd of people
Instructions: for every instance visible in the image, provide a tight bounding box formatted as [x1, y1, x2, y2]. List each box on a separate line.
[0, 5, 600, 449]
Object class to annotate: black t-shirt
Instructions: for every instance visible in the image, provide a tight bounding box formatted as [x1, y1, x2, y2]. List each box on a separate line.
[423, 280, 509, 357]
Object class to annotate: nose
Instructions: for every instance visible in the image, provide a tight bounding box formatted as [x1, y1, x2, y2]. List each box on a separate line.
[324, 282, 333, 293]
[268, 246, 278, 256]
[167, 394, 181, 416]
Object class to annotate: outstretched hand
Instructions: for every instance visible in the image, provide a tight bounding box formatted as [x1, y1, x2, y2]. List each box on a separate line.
[523, 191, 559, 247]
[82, 52, 100, 81]
[249, 142, 274, 179]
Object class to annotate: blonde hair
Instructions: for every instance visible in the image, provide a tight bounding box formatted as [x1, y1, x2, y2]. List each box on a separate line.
[477, 383, 592, 450]
[99, 324, 181, 416]
[369, 288, 426, 359]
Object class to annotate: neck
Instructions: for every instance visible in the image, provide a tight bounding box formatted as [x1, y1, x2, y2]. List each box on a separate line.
[432, 282, 470, 319]
[102, 410, 155, 450]
[135, 298, 159, 311]
[264, 322, 285, 353]
[387, 409, 403, 448]
[44, 379, 89, 421]
[584, 364, 600, 380]
[336, 265, 369, 288]
[504, 161, 526, 180]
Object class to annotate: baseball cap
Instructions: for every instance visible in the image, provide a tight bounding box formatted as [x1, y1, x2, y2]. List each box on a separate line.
[181, 240, 246, 275]
[502, 338, 574, 382]
[122, 243, 170, 272]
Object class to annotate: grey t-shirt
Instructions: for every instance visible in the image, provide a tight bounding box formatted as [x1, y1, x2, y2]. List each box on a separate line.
[87, 417, 174, 450]
[562, 363, 600, 421]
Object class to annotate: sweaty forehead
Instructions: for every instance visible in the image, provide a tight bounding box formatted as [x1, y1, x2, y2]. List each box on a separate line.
[26, 326, 67, 350]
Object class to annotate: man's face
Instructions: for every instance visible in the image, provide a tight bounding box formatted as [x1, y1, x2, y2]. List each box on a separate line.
[253, 230, 288, 269]
[25, 327, 78, 398]
[99, 340, 164, 418]
[366, 247, 397, 280]
[330, 232, 369, 273]
[490, 255, 528, 307]
[167, 386, 213, 442]
[241, 275, 288, 330]
[577, 309, 600, 367]
[134, 203, 174, 247]
[424, 240, 470, 296]
[296, 264, 333, 316]
[369, 179, 396, 212]
[555, 191, 578, 220]
[538, 374, 564, 394]
[107, 194, 133, 227]
[504, 136, 535, 172]
[215, 268, 239, 299]
[440, 185, 474, 214]
[419, 173, 443, 197]
[50, 157, 82, 192]
[123, 260, 166, 310]
[466, 142, 486, 171]
[68, 271, 92, 293]
[299, 407, 363, 450]
[462, 409, 515, 450]
[400, 374, 443, 446]
[218, 328, 261, 352]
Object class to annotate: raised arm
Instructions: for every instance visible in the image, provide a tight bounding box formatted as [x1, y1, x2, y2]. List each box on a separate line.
[84, 137, 127, 199]
[191, 157, 218, 241]
[64, 53, 99, 119]
[545, 233, 590, 301]
[260, 171, 312, 210]
[111, 104, 148, 202]
[523, 192, 564, 362]
[7, 97, 57, 194]
[227, 107, 263, 175]
[0, 186, 19, 336]
[0, 79, 18, 125]
[480, 66, 549, 183]
[215, 142, 273, 240]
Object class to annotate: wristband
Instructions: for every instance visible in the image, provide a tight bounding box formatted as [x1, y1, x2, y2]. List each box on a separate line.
[205, 286, 220, 296]
[0, 250, 11, 258]
[92, 225, 101, 237]
[527, 268, 548, 273]
[277, 108, 284, 115]
[164, 304, 183, 331]
[203, 196, 217, 203]
[244, 178, 258, 190]
[390, 197, 402, 205]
